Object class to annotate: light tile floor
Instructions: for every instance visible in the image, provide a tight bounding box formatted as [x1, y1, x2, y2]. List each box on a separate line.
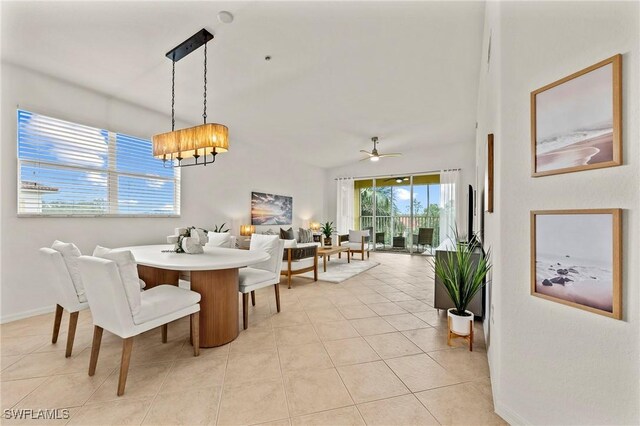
[0, 253, 506, 425]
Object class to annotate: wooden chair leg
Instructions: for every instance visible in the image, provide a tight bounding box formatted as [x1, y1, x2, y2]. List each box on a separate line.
[469, 321, 474, 352]
[65, 311, 79, 358]
[313, 256, 318, 282]
[191, 313, 200, 356]
[242, 293, 249, 330]
[288, 273, 292, 289]
[189, 321, 193, 346]
[161, 324, 168, 343]
[88, 326, 103, 376]
[274, 284, 281, 313]
[367, 251, 370, 259]
[117, 338, 134, 396]
[251, 291, 256, 306]
[52, 304, 63, 344]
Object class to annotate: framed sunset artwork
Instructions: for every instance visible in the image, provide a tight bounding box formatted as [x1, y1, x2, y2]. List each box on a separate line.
[251, 192, 293, 225]
[531, 54, 622, 177]
[530, 209, 622, 319]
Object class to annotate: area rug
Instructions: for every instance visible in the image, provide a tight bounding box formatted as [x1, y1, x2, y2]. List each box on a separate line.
[300, 258, 380, 283]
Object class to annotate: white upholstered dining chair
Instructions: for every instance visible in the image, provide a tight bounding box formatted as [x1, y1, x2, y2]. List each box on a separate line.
[78, 252, 201, 396]
[39, 246, 90, 358]
[238, 234, 285, 330]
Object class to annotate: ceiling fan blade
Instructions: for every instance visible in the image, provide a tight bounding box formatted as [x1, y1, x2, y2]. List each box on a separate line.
[359, 150, 373, 155]
[359, 156, 374, 162]
[378, 153, 402, 158]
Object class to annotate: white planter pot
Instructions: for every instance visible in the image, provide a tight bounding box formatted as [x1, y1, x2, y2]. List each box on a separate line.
[447, 308, 474, 336]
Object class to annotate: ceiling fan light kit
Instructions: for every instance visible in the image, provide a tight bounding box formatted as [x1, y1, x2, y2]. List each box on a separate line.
[152, 28, 229, 168]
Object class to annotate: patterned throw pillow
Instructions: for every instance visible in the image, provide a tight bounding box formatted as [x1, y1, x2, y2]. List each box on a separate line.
[280, 227, 295, 240]
[298, 228, 313, 243]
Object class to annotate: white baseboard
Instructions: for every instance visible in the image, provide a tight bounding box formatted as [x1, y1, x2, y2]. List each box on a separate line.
[495, 401, 530, 426]
[0, 305, 55, 324]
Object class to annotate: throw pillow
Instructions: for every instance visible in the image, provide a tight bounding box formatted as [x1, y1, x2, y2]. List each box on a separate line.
[283, 239, 298, 249]
[206, 232, 232, 248]
[51, 240, 87, 303]
[280, 227, 295, 240]
[298, 228, 313, 243]
[93, 246, 142, 316]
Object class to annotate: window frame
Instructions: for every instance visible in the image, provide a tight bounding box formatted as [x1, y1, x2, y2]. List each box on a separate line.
[16, 109, 181, 218]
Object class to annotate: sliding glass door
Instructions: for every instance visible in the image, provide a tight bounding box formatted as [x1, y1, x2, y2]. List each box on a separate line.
[355, 174, 440, 254]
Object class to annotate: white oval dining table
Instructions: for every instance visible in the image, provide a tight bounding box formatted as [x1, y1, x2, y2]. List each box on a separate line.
[120, 244, 269, 348]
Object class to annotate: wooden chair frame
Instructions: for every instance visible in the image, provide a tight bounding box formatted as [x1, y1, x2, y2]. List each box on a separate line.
[338, 234, 370, 260]
[51, 304, 80, 358]
[280, 246, 319, 289]
[89, 312, 200, 396]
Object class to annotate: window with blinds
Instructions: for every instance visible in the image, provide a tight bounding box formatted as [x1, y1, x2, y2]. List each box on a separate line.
[17, 109, 180, 216]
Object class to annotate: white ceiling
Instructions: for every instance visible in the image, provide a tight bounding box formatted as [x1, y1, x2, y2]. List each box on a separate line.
[1, 1, 485, 168]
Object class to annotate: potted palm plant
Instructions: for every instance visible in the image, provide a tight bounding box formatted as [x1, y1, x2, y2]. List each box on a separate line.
[433, 232, 491, 339]
[321, 221, 335, 246]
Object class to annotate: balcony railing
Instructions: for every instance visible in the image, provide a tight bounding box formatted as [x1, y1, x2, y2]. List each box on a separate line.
[358, 214, 440, 249]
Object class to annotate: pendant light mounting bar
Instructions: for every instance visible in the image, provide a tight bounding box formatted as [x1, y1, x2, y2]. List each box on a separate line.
[166, 29, 214, 62]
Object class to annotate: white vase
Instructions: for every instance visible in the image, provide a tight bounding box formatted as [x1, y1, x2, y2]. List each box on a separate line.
[190, 228, 208, 245]
[447, 308, 474, 336]
[181, 236, 203, 254]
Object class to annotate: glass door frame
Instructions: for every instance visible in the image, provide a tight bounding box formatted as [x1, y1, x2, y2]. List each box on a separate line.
[356, 173, 439, 255]
[365, 174, 425, 254]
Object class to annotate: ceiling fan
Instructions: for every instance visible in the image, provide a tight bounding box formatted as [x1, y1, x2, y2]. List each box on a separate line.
[360, 136, 402, 162]
[385, 177, 409, 183]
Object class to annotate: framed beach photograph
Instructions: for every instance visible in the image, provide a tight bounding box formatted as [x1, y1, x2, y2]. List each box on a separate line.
[530, 209, 622, 319]
[251, 192, 293, 225]
[531, 54, 622, 177]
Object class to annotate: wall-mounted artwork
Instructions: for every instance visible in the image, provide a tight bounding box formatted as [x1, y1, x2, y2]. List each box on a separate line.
[530, 209, 621, 319]
[251, 192, 293, 225]
[485, 133, 494, 213]
[531, 54, 622, 177]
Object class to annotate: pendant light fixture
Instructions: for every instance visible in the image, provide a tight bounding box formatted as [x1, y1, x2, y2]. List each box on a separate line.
[153, 29, 229, 167]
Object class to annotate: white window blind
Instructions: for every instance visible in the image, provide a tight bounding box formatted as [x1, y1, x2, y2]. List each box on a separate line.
[17, 109, 180, 216]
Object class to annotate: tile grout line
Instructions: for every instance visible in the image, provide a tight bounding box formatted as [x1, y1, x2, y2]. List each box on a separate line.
[138, 335, 187, 425]
[68, 364, 119, 424]
[273, 329, 294, 425]
[213, 340, 231, 426]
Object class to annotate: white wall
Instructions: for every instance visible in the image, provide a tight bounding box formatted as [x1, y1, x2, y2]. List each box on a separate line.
[475, 2, 639, 424]
[0, 63, 326, 322]
[324, 141, 476, 226]
[473, 0, 503, 406]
